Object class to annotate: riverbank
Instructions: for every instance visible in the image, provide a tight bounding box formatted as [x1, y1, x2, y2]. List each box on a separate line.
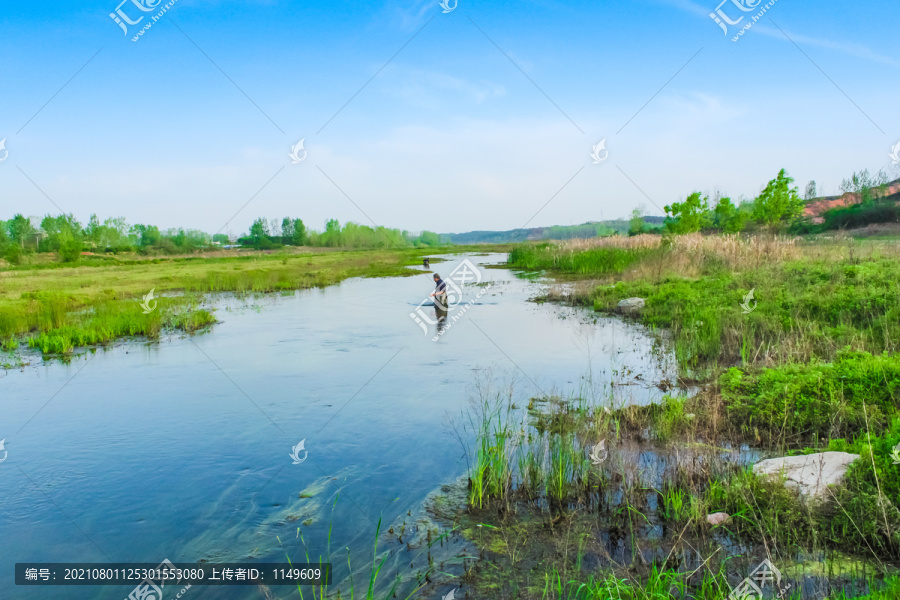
[431, 233, 900, 599]
[0, 245, 509, 358]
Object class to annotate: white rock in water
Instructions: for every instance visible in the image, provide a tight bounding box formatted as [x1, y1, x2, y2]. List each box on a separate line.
[752, 452, 860, 500]
[615, 297, 645, 315]
[706, 512, 730, 526]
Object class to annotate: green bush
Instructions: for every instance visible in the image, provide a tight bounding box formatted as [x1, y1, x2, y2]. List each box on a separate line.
[720, 350, 900, 443]
[3, 244, 23, 265]
[58, 239, 83, 262]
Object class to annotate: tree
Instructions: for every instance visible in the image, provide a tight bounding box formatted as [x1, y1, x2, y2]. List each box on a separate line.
[752, 169, 803, 226]
[8, 214, 35, 249]
[291, 218, 306, 246]
[131, 224, 161, 247]
[212, 233, 230, 244]
[249, 218, 269, 240]
[712, 197, 747, 233]
[321, 219, 341, 247]
[281, 217, 295, 241]
[804, 180, 817, 200]
[840, 169, 890, 205]
[664, 193, 711, 234]
[628, 206, 647, 236]
[269, 218, 282, 238]
[85, 214, 102, 245]
[40, 213, 83, 252]
[418, 231, 440, 246]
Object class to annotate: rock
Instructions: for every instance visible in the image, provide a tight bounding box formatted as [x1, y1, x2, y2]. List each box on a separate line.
[615, 297, 645, 315]
[752, 452, 860, 500]
[706, 512, 730, 526]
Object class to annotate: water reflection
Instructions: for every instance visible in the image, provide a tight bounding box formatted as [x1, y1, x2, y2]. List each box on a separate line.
[0, 253, 680, 599]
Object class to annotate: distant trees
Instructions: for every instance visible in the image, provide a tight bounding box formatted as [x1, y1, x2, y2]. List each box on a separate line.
[236, 216, 443, 249]
[712, 197, 747, 234]
[291, 218, 306, 246]
[8, 214, 35, 249]
[804, 180, 817, 200]
[281, 217, 294, 241]
[752, 169, 803, 226]
[664, 192, 711, 234]
[628, 207, 648, 236]
[841, 168, 891, 205]
[662, 169, 808, 235]
[249, 218, 269, 240]
[131, 224, 162, 247]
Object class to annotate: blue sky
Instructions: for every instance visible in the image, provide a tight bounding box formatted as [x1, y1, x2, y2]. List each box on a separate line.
[1, 0, 898, 235]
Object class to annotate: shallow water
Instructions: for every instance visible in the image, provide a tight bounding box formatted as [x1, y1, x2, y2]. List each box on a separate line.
[0, 254, 679, 599]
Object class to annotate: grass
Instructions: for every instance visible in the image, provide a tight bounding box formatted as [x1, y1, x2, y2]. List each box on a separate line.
[0, 246, 477, 355]
[447, 377, 899, 598]
[439, 234, 900, 598]
[508, 244, 652, 277]
[719, 349, 900, 445]
[486, 235, 900, 600]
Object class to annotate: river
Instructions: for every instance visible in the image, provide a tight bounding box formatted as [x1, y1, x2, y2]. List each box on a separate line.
[0, 253, 678, 599]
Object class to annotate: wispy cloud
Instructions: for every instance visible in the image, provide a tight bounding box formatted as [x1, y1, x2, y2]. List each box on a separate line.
[657, 0, 898, 67]
[752, 25, 900, 67]
[652, 0, 710, 19]
[384, 67, 506, 105]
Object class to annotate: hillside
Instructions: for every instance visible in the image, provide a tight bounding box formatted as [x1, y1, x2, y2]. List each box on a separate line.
[443, 217, 666, 244]
[803, 179, 900, 224]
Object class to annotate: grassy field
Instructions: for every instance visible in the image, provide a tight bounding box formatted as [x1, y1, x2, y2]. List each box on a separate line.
[0, 245, 507, 356]
[432, 233, 900, 600]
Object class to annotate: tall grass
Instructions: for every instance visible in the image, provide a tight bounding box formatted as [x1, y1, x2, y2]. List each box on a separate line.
[509, 244, 652, 276]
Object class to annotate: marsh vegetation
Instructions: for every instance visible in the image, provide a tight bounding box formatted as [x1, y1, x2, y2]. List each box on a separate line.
[429, 233, 900, 599]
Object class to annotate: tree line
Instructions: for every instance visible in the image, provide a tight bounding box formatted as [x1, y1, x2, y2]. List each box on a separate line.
[660, 167, 899, 235]
[238, 217, 445, 250]
[0, 213, 446, 264]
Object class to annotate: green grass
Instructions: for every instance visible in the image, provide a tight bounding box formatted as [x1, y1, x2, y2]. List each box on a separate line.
[720, 349, 900, 444]
[509, 244, 651, 276]
[0, 246, 472, 354]
[542, 568, 900, 600]
[590, 256, 900, 369]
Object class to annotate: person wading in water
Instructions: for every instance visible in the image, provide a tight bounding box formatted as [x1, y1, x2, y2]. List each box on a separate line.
[430, 273, 449, 323]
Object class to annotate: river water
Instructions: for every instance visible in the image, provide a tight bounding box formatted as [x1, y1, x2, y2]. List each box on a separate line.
[0, 253, 679, 599]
